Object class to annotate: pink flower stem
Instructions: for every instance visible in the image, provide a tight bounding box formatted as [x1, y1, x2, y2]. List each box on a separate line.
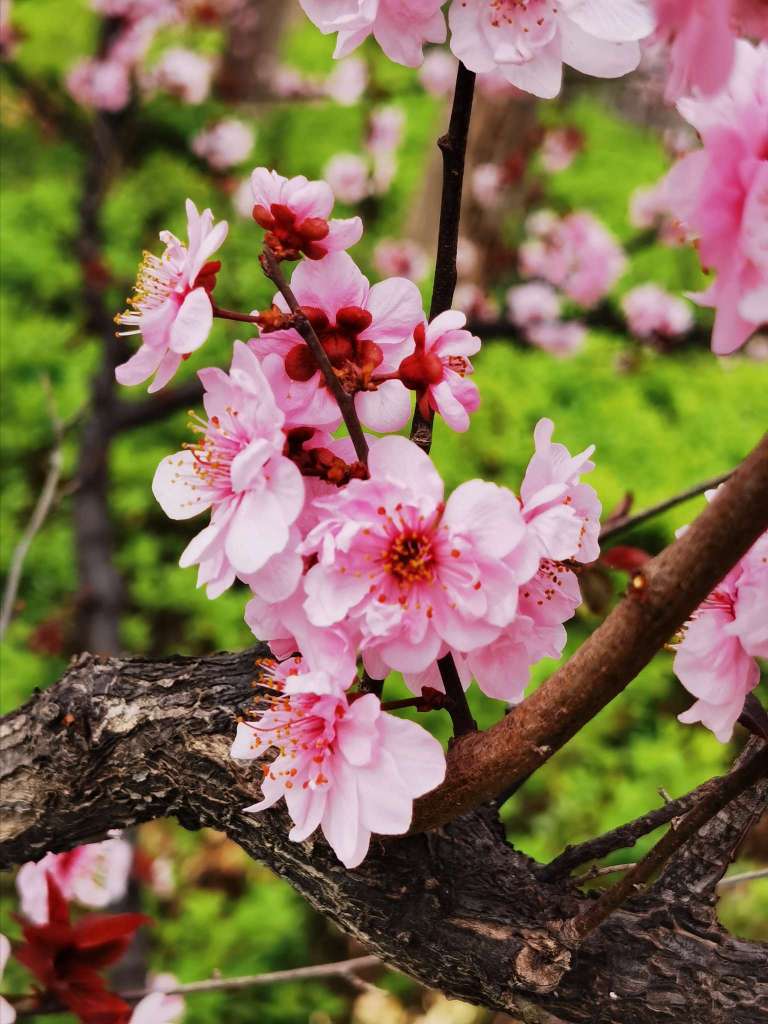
[260, 246, 369, 465]
[213, 306, 264, 325]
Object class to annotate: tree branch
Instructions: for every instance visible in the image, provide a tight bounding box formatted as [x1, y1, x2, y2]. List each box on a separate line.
[260, 246, 369, 464]
[410, 61, 475, 456]
[599, 471, 732, 542]
[1, 649, 767, 1022]
[410, 431, 768, 832]
[112, 379, 204, 433]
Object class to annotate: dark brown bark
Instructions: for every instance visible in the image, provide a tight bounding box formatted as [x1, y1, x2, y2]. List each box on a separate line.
[1, 649, 766, 1024]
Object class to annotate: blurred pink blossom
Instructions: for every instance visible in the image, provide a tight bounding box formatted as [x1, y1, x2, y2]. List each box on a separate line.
[471, 162, 505, 209]
[540, 126, 584, 173]
[527, 320, 586, 357]
[506, 282, 562, 327]
[66, 58, 131, 111]
[368, 105, 405, 153]
[456, 237, 480, 279]
[145, 47, 214, 103]
[453, 282, 498, 323]
[323, 153, 370, 204]
[16, 838, 132, 925]
[1, 933, 16, 1023]
[662, 41, 768, 353]
[621, 283, 694, 339]
[232, 659, 445, 867]
[519, 210, 626, 308]
[130, 976, 184, 1024]
[192, 118, 255, 170]
[372, 239, 429, 281]
[628, 182, 686, 245]
[325, 56, 368, 104]
[418, 47, 458, 95]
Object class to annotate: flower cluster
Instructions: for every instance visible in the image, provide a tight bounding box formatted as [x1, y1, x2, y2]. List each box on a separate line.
[114, 159, 607, 866]
[621, 283, 693, 341]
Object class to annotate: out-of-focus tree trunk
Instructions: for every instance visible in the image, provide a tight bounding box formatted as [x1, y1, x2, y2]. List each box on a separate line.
[216, 0, 295, 102]
[408, 90, 540, 288]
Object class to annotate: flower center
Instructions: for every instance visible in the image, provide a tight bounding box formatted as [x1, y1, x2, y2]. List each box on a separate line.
[183, 410, 244, 496]
[284, 305, 382, 390]
[253, 202, 330, 261]
[384, 530, 436, 585]
[487, 0, 558, 50]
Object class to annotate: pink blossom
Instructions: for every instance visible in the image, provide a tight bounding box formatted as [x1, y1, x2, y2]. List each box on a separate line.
[231, 659, 445, 868]
[1, 932, 17, 1023]
[251, 252, 424, 432]
[192, 118, 255, 170]
[16, 838, 132, 926]
[675, 527, 767, 742]
[300, 436, 539, 677]
[456, 237, 480, 279]
[372, 239, 430, 282]
[398, 311, 481, 432]
[368, 105, 405, 154]
[145, 47, 214, 103]
[629, 182, 686, 246]
[152, 342, 305, 599]
[662, 41, 768, 354]
[129, 976, 184, 1024]
[652, 0, 738, 101]
[540, 126, 583, 173]
[66, 58, 131, 111]
[471, 162, 505, 209]
[527, 319, 586, 357]
[448, 0, 654, 99]
[519, 211, 626, 308]
[418, 48, 459, 95]
[250, 168, 363, 261]
[299, 0, 446, 68]
[520, 418, 601, 564]
[323, 153, 370, 204]
[506, 282, 562, 327]
[621, 283, 693, 339]
[115, 199, 228, 393]
[453, 282, 498, 323]
[325, 57, 369, 104]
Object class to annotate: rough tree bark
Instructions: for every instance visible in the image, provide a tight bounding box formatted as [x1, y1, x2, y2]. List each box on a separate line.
[1, 649, 766, 1024]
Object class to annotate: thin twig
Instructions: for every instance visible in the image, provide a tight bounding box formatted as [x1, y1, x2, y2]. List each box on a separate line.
[600, 472, 732, 542]
[213, 305, 264, 325]
[564, 746, 768, 942]
[10, 956, 384, 1017]
[260, 246, 369, 464]
[0, 378, 65, 639]
[410, 61, 475, 456]
[540, 777, 720, 881]
[718, 867, 768, 888]
[574, 863, 767, 888]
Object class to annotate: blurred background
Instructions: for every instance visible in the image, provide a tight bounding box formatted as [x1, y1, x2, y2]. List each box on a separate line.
[1, 0, 766, 1021]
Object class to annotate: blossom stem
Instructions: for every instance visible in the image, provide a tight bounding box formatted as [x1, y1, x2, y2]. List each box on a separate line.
[260, 246, 369, 464]
[563, 745, 768, 943]
[213, 305, 264, 325]
[409, 61, 475, 457]
[599, 471, 732, 542]
[437, 653, 477, 735]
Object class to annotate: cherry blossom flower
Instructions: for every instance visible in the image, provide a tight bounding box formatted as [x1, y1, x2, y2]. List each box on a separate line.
[300, 436, 539, 678]
[323, 153, 370, 204]
[250, 168, 363, 261]
[629, 182, 686, 246]
[520, 418, 601, 565]
[152, 342, 304, 600]
[16, 837, 132, 926]
[372, 239, 430, 282]
[398, 311, 481, 432]
[231, 659, 445, 867]
[621, 283, 693, 339]
[129, 979, 184, 1024]
[456, 237, 480, 279]
[368, 105, 405, 154]
[115, 199, 228, 393]
[0, 933, 15, 1024]
[299, 0, 447, 68]
[675, 528, 767, 741]
[325, 57, 368, 104]
[418, 48, 459, 95]
[448, 0, 654, 99]
[453, 282, 498, 323]
[662, 41, 768, 354]
[527, 319, 586, 357]
[14, 875, 149, 1024]
[66, 58, 131, 111]
[251, 252, 424, 432]
[144, 47, 214, 103]
[506, 282, 562, 327]
[191, 118, 255, 171]
[519, 210, 626, 308]
[471, 162, 505, 209]
[540, 126, 584, 173]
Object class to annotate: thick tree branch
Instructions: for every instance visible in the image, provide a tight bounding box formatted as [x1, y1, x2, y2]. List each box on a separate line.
[411, 431, 768, 832]
[1, 649, 766, 1023]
